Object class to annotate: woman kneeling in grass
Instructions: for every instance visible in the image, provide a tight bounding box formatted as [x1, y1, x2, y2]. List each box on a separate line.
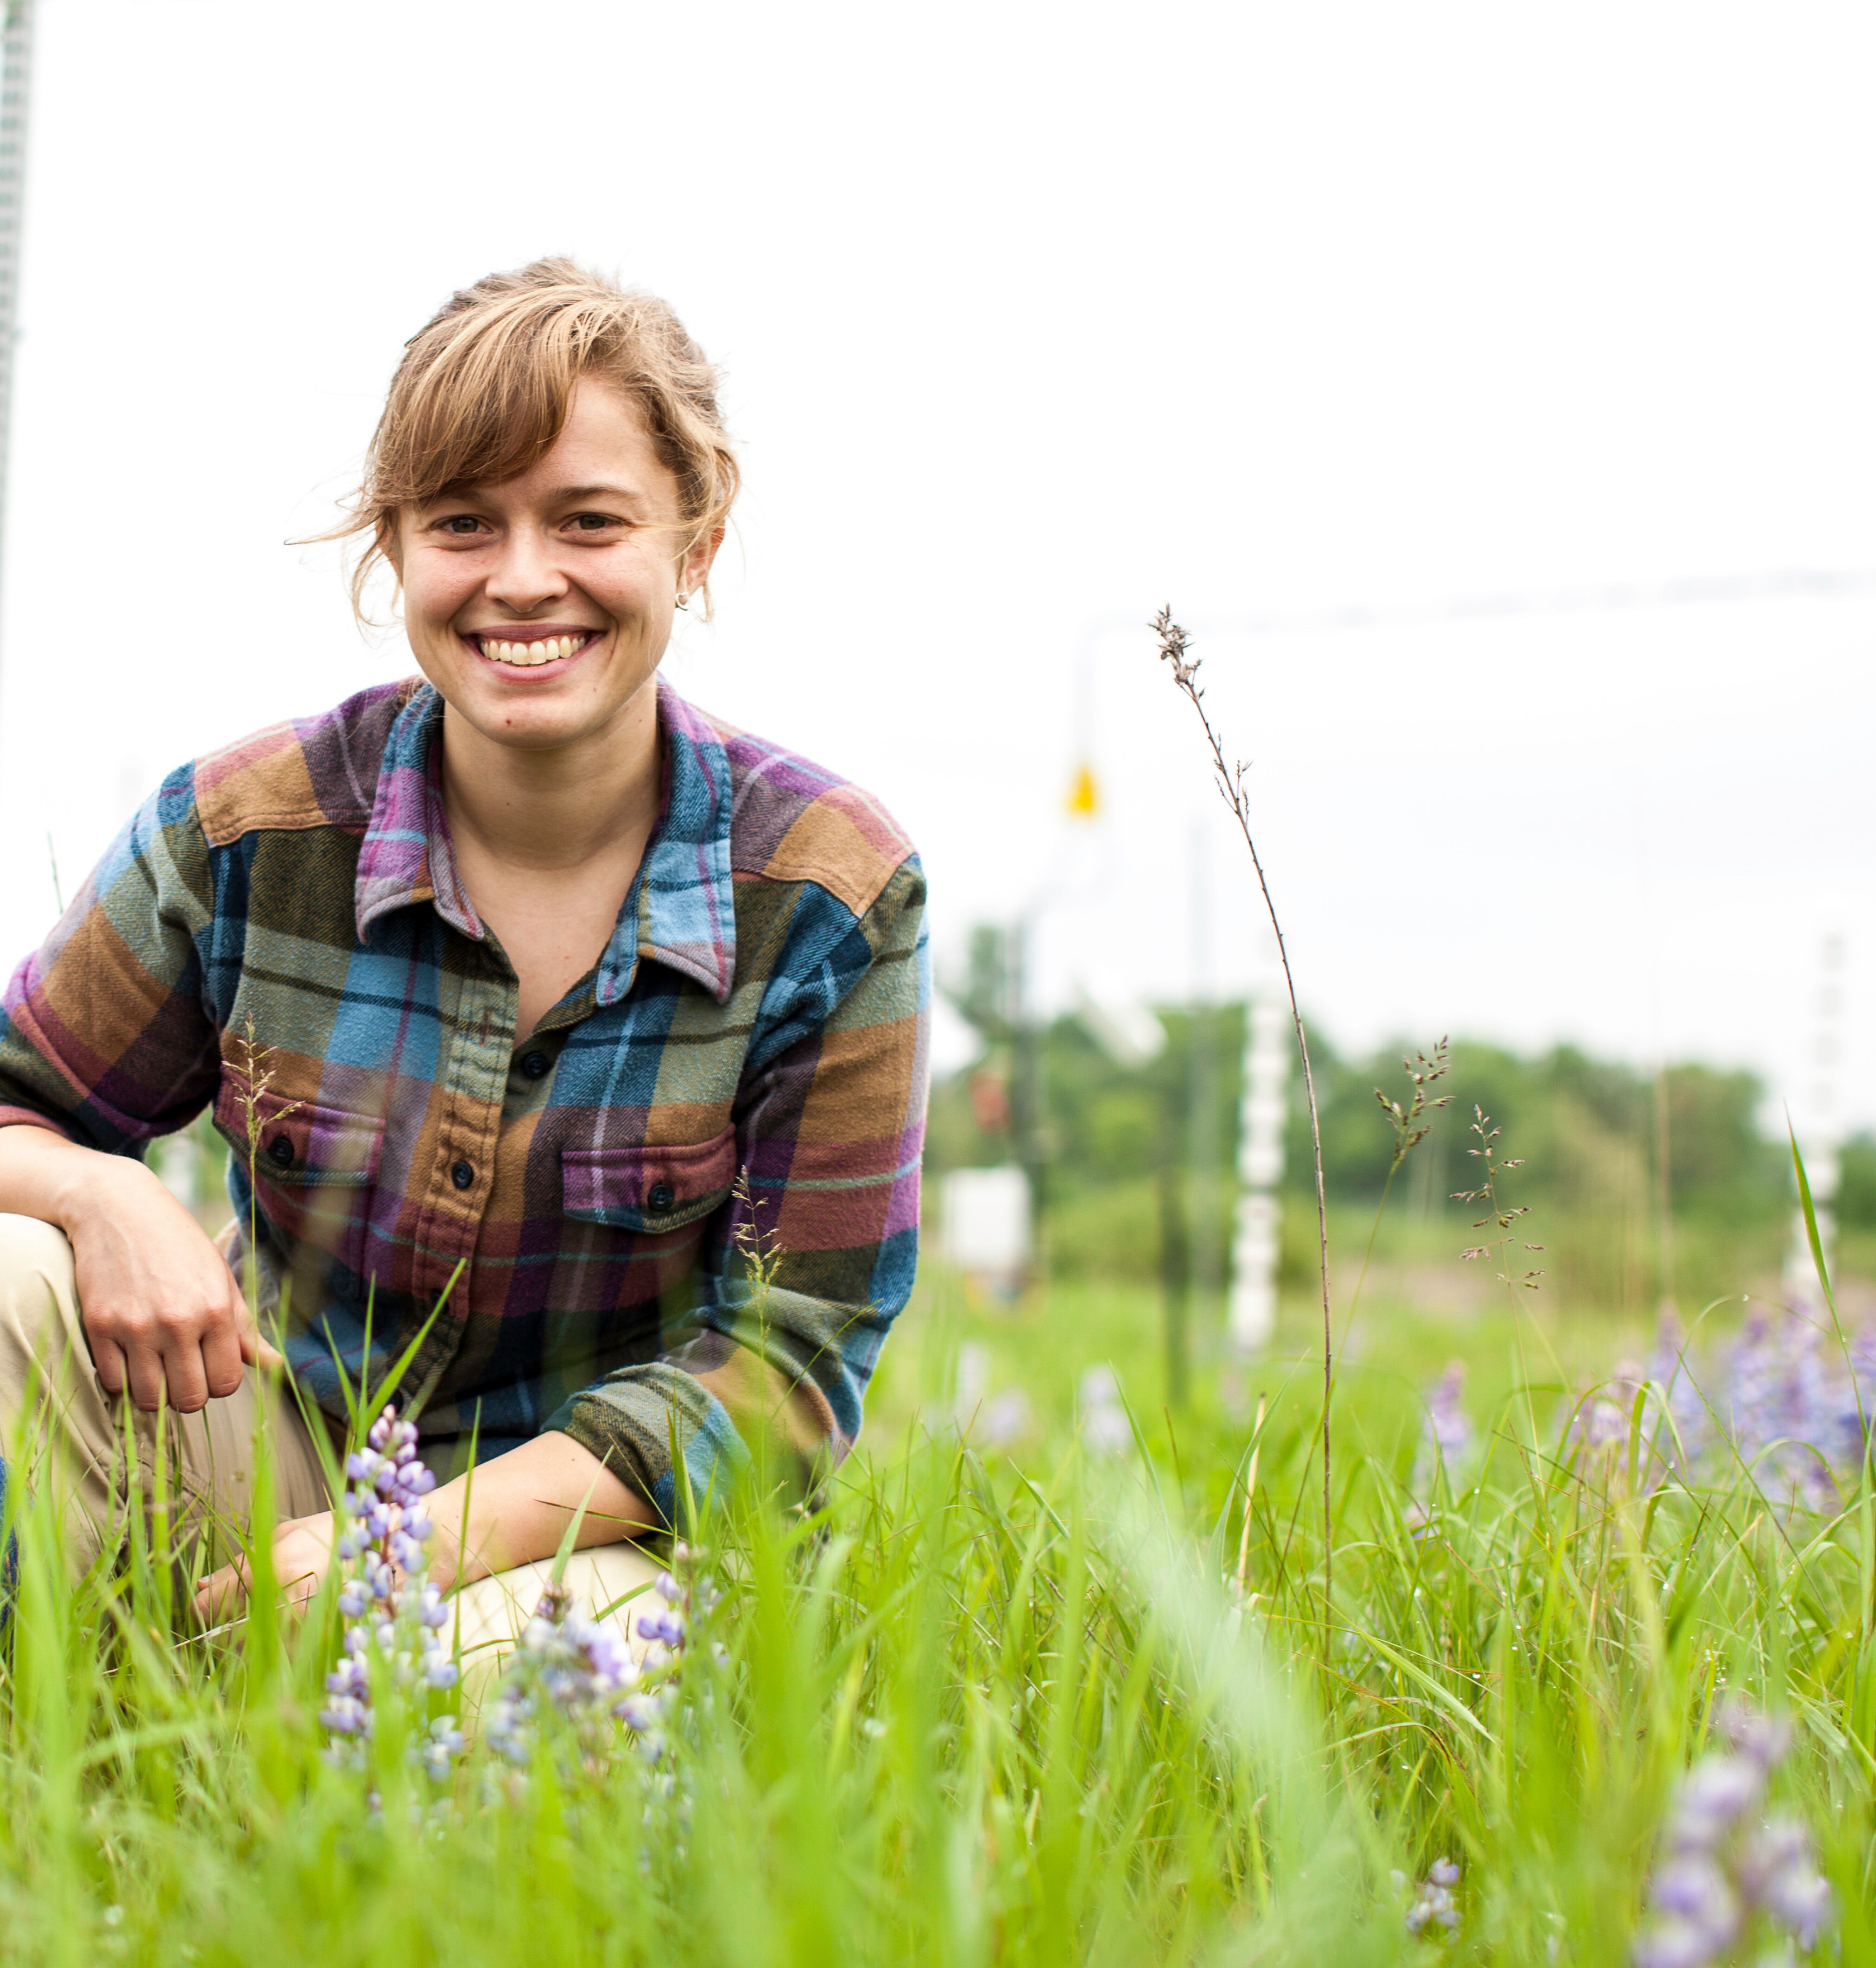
[0, 260, 928, 1654]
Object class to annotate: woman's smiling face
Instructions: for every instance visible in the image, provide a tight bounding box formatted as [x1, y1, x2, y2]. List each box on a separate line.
[396, 378, 718, 752]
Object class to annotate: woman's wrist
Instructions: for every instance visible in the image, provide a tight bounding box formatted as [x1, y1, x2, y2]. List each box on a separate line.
[53, 1147, 163, 1235]
[0, 1124, 133, 1237]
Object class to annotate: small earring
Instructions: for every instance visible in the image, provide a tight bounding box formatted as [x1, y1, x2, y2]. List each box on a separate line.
[675, 590, 690, 612]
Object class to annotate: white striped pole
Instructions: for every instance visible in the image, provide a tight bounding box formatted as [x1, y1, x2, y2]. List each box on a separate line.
[1228, 994, 1286, 1353]
[0, 0, 33, 598]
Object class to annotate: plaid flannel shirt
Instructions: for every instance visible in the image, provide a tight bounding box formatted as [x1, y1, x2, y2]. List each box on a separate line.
[0, 676, 930, 1517]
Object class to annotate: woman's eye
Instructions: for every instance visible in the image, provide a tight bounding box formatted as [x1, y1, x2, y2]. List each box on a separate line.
[570, 512, 618, 533]
[441, 514, 484, 536]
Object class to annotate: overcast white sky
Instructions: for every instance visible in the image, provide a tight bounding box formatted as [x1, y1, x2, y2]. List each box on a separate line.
[3, 2, 1874, 1124]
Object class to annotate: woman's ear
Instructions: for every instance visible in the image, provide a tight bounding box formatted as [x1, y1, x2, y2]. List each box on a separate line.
[682, 524, 725, 598]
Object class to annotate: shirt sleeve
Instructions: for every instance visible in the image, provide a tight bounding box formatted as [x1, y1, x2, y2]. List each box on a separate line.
[0, 769, 222, 1151]
[552, 855, 931, 1522]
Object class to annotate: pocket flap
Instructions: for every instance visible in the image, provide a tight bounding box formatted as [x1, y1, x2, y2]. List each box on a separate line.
[561, 1129, 738, 1232]
[212, 1079, 384, 1188]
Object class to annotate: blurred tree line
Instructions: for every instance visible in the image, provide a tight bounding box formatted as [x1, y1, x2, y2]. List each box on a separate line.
[928, 926, 1843, 1315]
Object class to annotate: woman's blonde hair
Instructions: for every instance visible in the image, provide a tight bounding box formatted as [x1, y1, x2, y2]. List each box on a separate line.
[333, 258, 738, 619]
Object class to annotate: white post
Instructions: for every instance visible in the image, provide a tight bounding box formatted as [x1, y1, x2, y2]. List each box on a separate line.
[1784, 931, 1846, 1308]
[0, 0, 32, 590]
[1228, 995, 1287, 1352]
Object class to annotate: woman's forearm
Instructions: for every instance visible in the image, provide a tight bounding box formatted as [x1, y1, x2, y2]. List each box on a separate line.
[426, 1430, 656, 1591]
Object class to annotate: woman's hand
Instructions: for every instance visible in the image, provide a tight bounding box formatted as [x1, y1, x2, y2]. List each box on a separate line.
[0, 1126, 281, 1413]
[194, 1510, 336, 1624]
[67, 1156, 281, 1413]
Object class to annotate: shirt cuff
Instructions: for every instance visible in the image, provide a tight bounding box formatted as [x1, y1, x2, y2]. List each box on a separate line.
[550, 1363, 754, 1527]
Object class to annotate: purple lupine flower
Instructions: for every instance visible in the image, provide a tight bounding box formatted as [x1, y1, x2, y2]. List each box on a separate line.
[1403, 1857, 1460, 1934]
[1644, 1855, 1739, 1955]
[320, 1401, 460, 1772]
[1412, 1363, 1473, 1503]
[1736, 1817, 1832, 1946]
[487, 1555, 714, 1781]
[318, 1694, 369, 1736]
[1846, 1325, 1876, 1448]
[1716, 1704, 1791, 1769]
[637, 1609, 687, 1648]
[1630, 1920, 1714, 1968]
[1724, 1309, 1842, 1510]
[618, 1692, 664, 1733]
[485, 1579, 651, 1768]
[1625, 1304, 1876, 1504]
[422, 1715, 465, 1782]
[1568, 1359, 1648, 1465]
[1633, 1702, 1834, 1964]
[1666, 1755, 1765, 1851]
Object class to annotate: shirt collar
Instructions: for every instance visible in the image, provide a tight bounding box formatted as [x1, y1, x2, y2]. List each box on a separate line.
[354, 677, 737, 1007]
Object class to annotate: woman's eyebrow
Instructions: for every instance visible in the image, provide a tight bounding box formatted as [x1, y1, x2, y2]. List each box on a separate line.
[545, 481, 647, 506]
[420, 480, 650, 508]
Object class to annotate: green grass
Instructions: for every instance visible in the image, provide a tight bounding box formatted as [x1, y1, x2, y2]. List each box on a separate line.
[0, 1263, 1871, 1964]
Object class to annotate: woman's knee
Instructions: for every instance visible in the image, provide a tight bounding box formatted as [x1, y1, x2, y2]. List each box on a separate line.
[0, 1213, 85, 1380]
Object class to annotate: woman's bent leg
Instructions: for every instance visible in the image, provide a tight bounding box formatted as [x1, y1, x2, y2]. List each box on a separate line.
[0, 1212, 329, 1580]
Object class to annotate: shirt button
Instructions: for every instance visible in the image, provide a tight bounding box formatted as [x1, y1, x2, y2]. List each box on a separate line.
[520, 1050, 551, 1080]
[268, 1135, 295, 1169]
[451, 1159, 474, 1191]
[647, 1180, 675, 1214]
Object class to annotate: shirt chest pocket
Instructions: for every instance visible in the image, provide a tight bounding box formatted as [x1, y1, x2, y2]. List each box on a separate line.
[561, 1128, 739, 1234]
[212, 1080, 386, 1189]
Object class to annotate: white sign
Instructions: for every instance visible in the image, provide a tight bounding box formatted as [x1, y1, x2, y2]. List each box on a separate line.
[941, 1166, 1031, 1276]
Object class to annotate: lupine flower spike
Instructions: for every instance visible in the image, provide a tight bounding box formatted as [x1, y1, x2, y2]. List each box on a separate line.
[1632, 1701, 1832, 1967]
[1612, 1306, 1876, 1507]
[485, 1577, 647, 1770]
[319, 1403, 461, 1776]
[1412, 1361, 1473, 1505]
[486, 1541, 723, 1790]
[1402, 1857, 1461, 1936]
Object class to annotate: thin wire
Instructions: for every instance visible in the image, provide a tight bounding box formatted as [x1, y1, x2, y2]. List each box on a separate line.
[1203, 567, 1876, 641]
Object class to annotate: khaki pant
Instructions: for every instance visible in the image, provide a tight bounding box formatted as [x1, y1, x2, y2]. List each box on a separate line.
[0, 1212, 660, 1706]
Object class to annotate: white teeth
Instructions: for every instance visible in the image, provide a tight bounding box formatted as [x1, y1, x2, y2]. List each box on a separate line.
[480, 633, 583, 667]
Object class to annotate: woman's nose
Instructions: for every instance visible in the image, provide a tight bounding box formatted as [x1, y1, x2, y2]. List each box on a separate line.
[484, 528, 567, 612]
